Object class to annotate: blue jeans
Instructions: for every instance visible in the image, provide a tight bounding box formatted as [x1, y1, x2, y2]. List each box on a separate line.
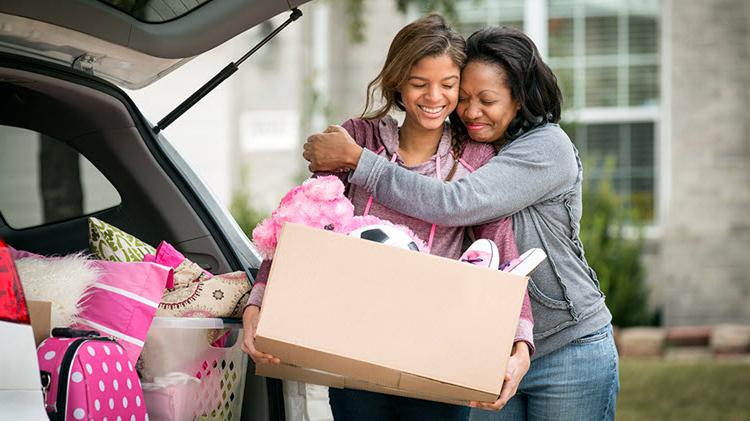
[329, 388, 469, 421]
[470, 324, 620, 421]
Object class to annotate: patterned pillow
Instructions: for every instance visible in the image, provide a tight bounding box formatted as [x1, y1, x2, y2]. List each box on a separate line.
[156, 271, 251, 319]
[89, 217, 156, 262]
[143, 241, 212, 290]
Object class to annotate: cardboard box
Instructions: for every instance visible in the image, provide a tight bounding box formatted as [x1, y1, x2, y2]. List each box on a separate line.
[255, 223, 528, 405]
[27, 300, 51, 346]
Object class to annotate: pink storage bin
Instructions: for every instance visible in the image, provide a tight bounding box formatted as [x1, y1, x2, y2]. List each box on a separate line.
[140, 317, 248, 421]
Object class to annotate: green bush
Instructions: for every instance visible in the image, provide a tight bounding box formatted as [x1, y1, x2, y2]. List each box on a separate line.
[580, 157, 655, 327]
[229, 166, 269, 239]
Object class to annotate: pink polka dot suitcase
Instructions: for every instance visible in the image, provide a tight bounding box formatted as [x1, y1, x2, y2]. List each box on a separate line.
[37, 329, 148, 421]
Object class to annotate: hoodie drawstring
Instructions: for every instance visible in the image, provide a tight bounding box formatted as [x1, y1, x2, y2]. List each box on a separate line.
[363, 148, 440, 253]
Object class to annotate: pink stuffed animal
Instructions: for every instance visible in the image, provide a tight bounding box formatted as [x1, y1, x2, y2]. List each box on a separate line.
[252, 176, 425, 259]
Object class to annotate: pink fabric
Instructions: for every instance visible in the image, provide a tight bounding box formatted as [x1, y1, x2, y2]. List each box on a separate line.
[74, 261, 171, 364]
[457, 157, 476, 172]
[143, 241, 214, 289]
[6, 244, 43, 260]
[142, 379, 200, 421]
[37, 337, 147, 421]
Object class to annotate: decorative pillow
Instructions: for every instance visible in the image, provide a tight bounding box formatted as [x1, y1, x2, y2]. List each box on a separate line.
[143, 241, 212, 289]
[73, 260, 171, 364]
[157, 271, 251, 318]
[15, 253, 100, 327]
[89, 217, 156, 262]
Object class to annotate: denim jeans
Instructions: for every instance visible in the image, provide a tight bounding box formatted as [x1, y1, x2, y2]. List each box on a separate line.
[329, 388, 469, 421]
[470, 324, 620, 421]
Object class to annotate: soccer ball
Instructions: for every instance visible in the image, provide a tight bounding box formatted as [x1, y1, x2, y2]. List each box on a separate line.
[348, 224, 421, 252]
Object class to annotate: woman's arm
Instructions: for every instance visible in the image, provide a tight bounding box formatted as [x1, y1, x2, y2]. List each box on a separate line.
[306, 124, 578, 226]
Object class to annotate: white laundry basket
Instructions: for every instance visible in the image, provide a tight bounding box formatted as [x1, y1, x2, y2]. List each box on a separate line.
[141, 317, 248, 421]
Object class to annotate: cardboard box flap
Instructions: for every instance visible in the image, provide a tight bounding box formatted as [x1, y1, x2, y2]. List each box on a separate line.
[255, 336, 401, 388]
[28, 300, 51, 347]
[255, 363, 497, 405]
[256, 363, 345, 389]
[344, 377, 469, 407]
[397, 372, 496, 403]
[257, 223, 528, 397]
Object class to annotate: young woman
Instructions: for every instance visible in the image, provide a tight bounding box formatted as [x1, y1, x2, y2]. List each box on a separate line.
[303, 26, 620, 420]
[244, 16, 534, 421]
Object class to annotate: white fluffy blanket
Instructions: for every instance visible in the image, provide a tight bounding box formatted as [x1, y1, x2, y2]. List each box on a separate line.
[15, 253, 100, 327]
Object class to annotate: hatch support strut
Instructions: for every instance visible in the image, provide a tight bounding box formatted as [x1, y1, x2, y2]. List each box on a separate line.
[153, 7, 303, 133]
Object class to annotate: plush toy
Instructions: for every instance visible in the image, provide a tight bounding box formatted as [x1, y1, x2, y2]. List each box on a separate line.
[252, 176, 426, 259]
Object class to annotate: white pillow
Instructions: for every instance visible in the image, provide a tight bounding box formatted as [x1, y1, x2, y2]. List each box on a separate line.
[15, 253, 100, 327]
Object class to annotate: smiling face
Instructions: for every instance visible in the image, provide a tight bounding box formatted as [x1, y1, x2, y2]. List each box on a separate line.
[399, 54, 461, 132]
[456, 60, 520, 143]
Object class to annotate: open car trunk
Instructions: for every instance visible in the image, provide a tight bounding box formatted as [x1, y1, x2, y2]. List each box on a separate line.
[0, 52, 282, 420]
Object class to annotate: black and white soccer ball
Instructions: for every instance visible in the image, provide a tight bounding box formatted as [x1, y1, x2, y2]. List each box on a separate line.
[348, 224, 421, 252]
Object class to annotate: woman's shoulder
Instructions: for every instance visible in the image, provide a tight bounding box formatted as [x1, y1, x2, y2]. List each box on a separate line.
[517, 123, 571, 147]
[510, 123, 576, 161]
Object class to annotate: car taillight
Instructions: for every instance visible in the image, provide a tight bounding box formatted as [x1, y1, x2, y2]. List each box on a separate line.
[0, 240, 30, 324]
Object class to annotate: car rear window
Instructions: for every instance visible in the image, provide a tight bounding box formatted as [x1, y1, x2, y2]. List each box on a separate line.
[100, 0, 212, 23]
[0, 125, 121, 229]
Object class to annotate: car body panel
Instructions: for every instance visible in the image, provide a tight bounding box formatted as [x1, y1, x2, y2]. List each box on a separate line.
[0, 0, 311, 88]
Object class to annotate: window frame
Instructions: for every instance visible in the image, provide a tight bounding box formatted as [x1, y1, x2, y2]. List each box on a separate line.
[0, 124, 123, 231]
[454, 0, 665, 235]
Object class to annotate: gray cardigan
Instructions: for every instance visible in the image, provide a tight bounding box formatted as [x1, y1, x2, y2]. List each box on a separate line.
[349, 123, 611, 358]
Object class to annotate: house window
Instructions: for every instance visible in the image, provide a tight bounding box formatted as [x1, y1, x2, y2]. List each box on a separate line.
[570, 121, 656, 221]
[455, 0, 661, 223]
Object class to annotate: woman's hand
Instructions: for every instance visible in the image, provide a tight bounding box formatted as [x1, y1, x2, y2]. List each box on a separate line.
[469, 341, 530, 411]
[241, 305, 280, 364]
[303, 125, 363, 172]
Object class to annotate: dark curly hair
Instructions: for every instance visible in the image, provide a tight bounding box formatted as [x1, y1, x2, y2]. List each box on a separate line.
[449, 26, 563, 148]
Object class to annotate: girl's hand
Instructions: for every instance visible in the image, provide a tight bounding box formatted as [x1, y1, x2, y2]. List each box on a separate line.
[303, 125, 363, 172]
[469, 341, 530, 411]
[241, 305, 280, 364]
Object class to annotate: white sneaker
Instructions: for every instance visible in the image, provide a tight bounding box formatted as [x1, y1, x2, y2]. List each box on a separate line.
[459, 239, 500, 270]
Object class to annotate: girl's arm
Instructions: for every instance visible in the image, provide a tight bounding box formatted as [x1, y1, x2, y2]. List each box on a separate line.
[472, 221, 534, 355]
[468, 220, 533, 410]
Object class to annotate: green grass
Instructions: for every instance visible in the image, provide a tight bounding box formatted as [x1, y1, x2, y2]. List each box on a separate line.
[617, 359, 750, 421]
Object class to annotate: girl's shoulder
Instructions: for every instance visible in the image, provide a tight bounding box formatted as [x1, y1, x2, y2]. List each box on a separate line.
[458, 140, 497, 168]
[341, 116, 395, 151]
